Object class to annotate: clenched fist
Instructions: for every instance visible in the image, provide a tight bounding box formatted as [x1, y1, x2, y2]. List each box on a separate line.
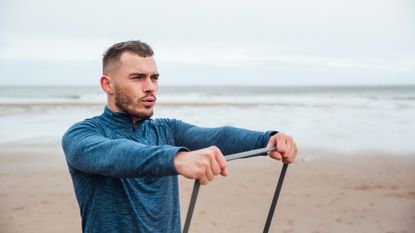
[267, 132, 298, 164]
[174, 146, 228, 185]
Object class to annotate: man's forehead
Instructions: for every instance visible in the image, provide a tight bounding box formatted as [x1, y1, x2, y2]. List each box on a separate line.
[119, 52, 158, 72]
[120, 52, 156, 64]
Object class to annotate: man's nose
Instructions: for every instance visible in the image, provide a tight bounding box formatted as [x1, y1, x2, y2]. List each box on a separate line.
[143, 77, 156, 93]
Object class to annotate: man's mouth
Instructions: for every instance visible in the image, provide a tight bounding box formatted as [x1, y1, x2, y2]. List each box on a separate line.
[141, 96, 156, 107]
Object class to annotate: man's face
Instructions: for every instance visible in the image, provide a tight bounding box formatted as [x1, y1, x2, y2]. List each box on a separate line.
[110, 52, 159, 121]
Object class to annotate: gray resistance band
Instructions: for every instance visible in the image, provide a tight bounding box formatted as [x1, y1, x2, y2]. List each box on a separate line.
[182, 147, 288, 233]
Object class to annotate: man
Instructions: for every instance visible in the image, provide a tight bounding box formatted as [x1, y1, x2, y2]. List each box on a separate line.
[62, 40, 297, 233]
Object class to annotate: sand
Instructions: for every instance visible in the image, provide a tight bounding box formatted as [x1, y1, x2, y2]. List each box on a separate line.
[0, 142, 414, 233]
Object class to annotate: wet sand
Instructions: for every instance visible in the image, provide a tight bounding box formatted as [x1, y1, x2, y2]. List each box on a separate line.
[0, 142, 414, 233]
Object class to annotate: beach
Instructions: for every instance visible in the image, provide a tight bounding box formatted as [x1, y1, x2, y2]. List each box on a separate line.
[1, 141, 414, 233]
[0, 86, 414, 232]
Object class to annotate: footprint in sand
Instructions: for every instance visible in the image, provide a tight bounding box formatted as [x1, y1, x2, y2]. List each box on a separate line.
[12, 206, 25, 212]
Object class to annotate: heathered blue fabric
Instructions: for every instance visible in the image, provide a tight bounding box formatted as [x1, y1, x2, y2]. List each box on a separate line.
[62, 107, 275, 233]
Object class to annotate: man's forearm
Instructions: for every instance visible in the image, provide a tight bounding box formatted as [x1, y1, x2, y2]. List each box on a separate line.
[62, 125, 187, 178]
[174, 123, 276, 155]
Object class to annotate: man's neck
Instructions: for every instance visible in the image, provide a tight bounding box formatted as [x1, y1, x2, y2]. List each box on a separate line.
[106, 103, 141, 125]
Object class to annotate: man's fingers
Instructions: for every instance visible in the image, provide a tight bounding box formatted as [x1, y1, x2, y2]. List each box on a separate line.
[206, 166, 214, 182]
[269, 151, 282, 160]
[281, 137, 297, 164]
[199, 146, 224, 184]
[221, 167, 228, 177]
[266, 133, 298, 164]
[267, 134, 282, 160]
[214, 150, 227, 176]
[287, 142, 298, 164]
[210, 155, 221, 176]
[199, 176, 208, 185]
[276, 136, 287, 154]
[175, 146, 229, 184]
[282, 142, 291, 160]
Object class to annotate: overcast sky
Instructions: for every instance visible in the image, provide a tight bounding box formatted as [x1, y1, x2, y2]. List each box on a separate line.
[0, 0, 414, 86]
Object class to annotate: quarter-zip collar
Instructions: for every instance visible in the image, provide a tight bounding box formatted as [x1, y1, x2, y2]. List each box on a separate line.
[103, 106, 143, 130]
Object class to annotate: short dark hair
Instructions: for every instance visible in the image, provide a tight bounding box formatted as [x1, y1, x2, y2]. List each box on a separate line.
[103, 40, 154, 74]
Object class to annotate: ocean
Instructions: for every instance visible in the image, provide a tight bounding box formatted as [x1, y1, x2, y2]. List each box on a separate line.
[0, 85, 414, 156]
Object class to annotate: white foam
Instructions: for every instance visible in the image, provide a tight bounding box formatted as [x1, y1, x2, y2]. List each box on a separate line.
[1, 86, 414, 155]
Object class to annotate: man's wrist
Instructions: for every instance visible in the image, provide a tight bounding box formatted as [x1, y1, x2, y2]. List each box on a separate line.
[265, 130, 278, 145]
[174, 151, 186, 174]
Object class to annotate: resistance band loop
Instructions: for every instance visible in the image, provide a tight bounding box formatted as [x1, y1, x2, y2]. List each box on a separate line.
[183, 147, 288, 233]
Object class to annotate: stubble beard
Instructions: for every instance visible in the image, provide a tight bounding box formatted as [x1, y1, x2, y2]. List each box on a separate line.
[114, 87, 154, 120]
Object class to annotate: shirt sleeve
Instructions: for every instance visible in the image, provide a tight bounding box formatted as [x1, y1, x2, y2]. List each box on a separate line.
[62, 121, 188, 178]
[170, 119, 277, 156]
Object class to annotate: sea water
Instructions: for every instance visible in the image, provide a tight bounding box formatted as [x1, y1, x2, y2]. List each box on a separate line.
[0, 85, 414, 155]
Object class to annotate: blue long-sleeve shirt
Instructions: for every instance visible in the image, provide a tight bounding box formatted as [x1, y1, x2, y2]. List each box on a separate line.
[62, 107, 275, 233]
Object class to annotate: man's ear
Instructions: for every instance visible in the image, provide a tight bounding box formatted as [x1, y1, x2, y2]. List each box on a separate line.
[100, 75, 114, 95]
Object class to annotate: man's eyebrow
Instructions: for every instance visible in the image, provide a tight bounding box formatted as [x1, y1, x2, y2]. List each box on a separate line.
[128, 72, 160, 77]
[128, 72, 147, 77]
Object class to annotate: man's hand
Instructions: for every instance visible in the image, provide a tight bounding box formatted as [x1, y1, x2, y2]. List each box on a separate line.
[267, 132, 298, 164]
[174, 146, 228, 185]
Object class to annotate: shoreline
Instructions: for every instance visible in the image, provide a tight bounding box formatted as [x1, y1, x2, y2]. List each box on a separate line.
[0, 101, 315, 108]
